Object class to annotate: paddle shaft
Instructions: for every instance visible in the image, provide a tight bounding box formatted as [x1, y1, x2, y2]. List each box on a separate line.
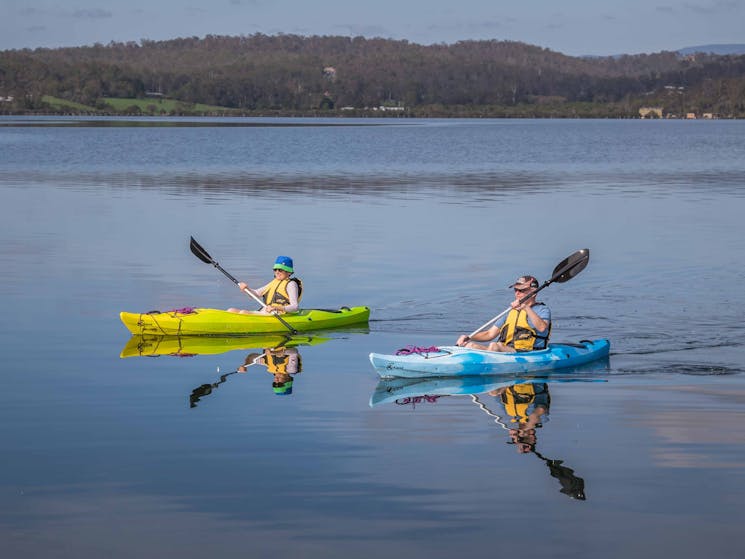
[210, 260, 269, 308]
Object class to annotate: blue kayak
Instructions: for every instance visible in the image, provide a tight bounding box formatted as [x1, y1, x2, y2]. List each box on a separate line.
[369, 339, 611, 378]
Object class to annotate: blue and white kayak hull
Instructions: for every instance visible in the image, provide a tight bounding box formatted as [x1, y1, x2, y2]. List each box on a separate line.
[369, 339, 611, 378]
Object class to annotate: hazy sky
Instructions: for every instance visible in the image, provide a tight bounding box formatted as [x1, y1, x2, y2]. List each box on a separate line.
[2, 0, 743, 56]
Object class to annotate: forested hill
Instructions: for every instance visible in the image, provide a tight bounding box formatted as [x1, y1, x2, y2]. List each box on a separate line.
[2, 34, 745, 117]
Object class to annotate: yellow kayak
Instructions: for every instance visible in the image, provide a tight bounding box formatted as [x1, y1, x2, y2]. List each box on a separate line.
[120, 333, 329, 358]
[119, 306, 370, 336]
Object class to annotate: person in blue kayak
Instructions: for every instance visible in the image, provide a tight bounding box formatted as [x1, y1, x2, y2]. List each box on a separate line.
[227, 255, 303, 315]
[455, 274, 551, 351]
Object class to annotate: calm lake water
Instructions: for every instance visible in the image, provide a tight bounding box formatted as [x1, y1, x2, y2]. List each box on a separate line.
[1, 116, 744, 558]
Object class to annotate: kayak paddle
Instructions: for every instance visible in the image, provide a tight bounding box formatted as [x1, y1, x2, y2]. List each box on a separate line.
[466, 248, 590, 339]
[189, 236, 299, 335]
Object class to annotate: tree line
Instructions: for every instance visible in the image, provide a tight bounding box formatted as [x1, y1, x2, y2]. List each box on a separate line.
[1, 34, 744, 117]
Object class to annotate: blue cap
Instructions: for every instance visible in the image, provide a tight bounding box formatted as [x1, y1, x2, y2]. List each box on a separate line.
[273, 256, 294, 273]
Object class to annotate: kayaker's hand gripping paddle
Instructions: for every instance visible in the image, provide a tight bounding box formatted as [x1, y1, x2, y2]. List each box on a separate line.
[189, 236, 299, 335]
[466, 248, 590, 339]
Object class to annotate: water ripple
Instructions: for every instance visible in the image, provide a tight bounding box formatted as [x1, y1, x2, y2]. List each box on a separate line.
[3, 168, 744, 201]
[614, 363, 744, 376]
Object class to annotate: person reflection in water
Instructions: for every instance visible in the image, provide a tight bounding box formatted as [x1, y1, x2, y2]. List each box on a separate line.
[190, 345, 302, 407]
[489, 382, 586, 500]
[239, 346, 301, 396]
[489, 382, 550, 452]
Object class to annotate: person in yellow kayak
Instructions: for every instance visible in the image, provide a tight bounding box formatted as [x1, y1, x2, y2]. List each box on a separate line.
[227, 255, 303, 315]
[455, 274, 551, 352]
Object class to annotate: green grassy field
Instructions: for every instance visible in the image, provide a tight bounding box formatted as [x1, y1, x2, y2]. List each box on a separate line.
[40, 95, 238, 115]
[100, 97, 238, 115]
[41, 96, 97, 112]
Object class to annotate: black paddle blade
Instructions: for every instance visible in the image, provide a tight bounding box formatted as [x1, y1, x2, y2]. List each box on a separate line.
[190, 236, 214, 264]
[550, 249, 590, 284]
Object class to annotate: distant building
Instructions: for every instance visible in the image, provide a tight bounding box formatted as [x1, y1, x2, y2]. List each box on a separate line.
[686, 112, 697, 119]
[639, 107, 663, 119]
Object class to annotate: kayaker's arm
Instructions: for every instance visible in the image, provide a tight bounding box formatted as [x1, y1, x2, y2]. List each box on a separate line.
[237, 281, 281, 314]
[282, 281, 299, 313]
[522, 406, 546, 430]
[456, 324, 501, 346]
[238, 281, 268, 300]
[519, 301, 549, 333]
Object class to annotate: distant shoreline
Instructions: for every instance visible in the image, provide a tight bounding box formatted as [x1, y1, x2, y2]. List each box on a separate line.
[1, 112, 737, 122]
[3, 36, 744, 119]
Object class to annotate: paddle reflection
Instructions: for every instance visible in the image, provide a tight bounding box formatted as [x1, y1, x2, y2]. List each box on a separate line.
[371, 372, 607, 500]
[190, 344, 303, 407]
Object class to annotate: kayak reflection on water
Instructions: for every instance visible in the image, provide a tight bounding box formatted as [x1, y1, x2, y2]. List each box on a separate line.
[190, 345, 303, 407]
[476, 383, 586, 501]
[120, 332, 328, 358]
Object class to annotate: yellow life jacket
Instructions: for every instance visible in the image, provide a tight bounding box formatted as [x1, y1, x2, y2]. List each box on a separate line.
[501, 383, 548, 423]
[498, 304, 550, 351]
[263, 277, 303, 309]
[265, 349, 302, 374]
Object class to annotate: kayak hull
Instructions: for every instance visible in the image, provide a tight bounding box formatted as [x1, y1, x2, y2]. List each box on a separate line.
[120, 306, 370, 335]
[369, 339, 610, 378]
